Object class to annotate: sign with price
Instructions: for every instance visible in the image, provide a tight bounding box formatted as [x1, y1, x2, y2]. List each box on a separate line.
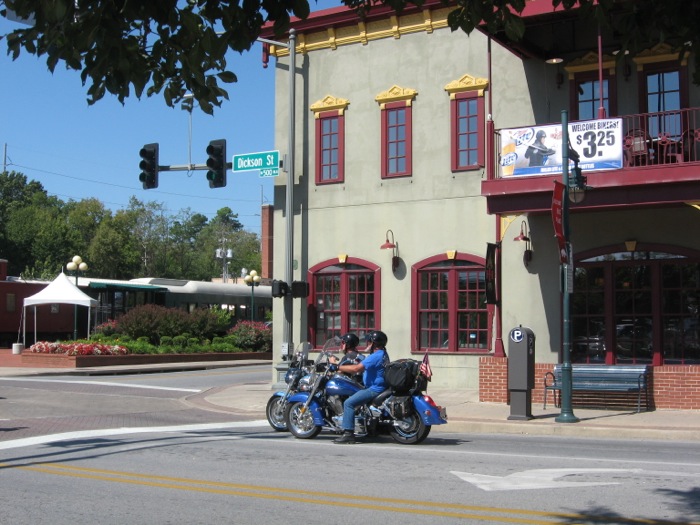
[499, 118, 623, 178]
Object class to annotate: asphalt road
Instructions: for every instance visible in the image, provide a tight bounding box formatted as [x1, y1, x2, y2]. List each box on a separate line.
[0, 366, 699, 525]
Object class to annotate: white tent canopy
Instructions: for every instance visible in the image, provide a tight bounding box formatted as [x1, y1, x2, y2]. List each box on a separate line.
[23, 272, 98, 345]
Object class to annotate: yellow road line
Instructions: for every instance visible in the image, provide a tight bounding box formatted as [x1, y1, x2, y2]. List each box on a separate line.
[1, 462, 694, 525]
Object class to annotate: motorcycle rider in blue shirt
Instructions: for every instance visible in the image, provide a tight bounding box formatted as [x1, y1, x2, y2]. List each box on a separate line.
[333, 330, 389, 444]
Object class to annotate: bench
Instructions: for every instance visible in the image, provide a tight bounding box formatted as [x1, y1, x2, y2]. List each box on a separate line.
[544, 364, 650, 413]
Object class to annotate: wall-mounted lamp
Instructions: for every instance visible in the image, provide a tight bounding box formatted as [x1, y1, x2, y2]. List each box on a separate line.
[513, 221, 533, 266]
[624, 239, 637, 252]
[380, 229, 400, 272]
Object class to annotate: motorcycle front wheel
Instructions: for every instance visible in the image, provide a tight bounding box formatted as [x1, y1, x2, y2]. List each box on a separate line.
[285, 401, 322, 439]
[266, 395, 288, 432]
[389, 410, 431, 445]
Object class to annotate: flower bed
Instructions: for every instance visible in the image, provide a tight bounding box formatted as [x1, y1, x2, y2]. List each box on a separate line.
[29, 341, 129, 356]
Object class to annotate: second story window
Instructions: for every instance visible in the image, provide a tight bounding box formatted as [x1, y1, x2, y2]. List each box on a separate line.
[565, 52, 616, 120]
[445, 74, 488, 171]
[310, 96, 349, 185]
[376, 85, 417, 179]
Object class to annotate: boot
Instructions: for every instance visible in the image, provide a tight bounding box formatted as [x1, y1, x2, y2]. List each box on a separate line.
[333, 430, 356, 444]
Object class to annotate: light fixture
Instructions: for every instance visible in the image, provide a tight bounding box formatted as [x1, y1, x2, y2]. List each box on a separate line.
[243, 269, 262, 321]
[513, 221, 533, 267]
[380, 229, 400, 272]
[625, 240, 637, 252]
[66, 255, 88, 340]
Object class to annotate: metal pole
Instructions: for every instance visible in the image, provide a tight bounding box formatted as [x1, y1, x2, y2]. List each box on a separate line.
[282, 29, 296, 358]
[556, 109, 579, 423]
[73, 272, 78, 340]
[251, 285, 256, 321]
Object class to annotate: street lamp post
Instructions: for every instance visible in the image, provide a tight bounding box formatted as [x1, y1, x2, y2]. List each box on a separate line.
[66, 255, 88, 340]
[244, 269, 261, 321]
[556, 110, 581, 424]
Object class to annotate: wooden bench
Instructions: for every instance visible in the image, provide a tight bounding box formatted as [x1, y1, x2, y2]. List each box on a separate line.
[544, 364, 650, 413]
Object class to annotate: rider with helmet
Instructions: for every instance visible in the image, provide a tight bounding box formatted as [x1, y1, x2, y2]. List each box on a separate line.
[330, 333, 364, 381]
[333, 330, 390, 444]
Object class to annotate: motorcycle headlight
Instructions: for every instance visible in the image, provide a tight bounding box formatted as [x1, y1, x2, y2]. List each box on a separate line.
[285, 368, 303, 385]
[298, 375, 313, 391]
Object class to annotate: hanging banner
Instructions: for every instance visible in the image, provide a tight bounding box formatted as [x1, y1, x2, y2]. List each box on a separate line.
[551, 181, 567, 263]
[485, 243, 498, 305]
[499, 118, 623, 177]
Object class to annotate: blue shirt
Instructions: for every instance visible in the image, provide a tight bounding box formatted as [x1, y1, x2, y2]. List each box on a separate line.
[361, 349, 388, 393]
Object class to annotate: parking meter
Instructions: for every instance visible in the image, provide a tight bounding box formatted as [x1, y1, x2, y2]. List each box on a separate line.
[507, 326, 535, 420]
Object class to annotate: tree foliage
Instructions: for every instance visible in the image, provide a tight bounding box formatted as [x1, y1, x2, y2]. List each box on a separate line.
[3, 0, 700, 113]
[0, 169, 261, 280]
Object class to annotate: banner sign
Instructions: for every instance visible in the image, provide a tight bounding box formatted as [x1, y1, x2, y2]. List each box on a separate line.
[485, 243, 498, 305]
[499, 118, 623, 177]
[551, 181, 567, 263]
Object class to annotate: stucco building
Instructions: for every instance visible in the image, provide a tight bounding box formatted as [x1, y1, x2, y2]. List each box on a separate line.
[261, 1, 700, 409]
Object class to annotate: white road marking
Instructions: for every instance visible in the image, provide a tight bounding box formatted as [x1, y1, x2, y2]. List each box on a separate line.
[0, 377, 201, 393]
[451, 468, 637, 491]
[0, 420, 269, 451]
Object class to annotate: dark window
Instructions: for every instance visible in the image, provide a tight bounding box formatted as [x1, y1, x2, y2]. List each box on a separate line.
[413, 255, 489, 353]
[309, 260, 379, 347]
[451, 91, 484, 170]
[381, 102, 412, 178]
[315, 111, 345, 184]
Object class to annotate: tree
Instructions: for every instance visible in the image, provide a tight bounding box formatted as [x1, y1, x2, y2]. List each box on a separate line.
[4, 1, 700, 114]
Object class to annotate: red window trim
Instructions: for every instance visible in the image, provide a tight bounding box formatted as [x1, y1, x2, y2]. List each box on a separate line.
[307, 257, 381, 347]
[411, 252, 492, 354]
[380, 101, 413, 179]
[315, 109, 345, 185]
[450, 91, 485, 171]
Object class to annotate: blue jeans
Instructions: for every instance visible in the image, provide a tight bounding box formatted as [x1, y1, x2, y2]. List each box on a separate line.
[342, 388, 379, 431]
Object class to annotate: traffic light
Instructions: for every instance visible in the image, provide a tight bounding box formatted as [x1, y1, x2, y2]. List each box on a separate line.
[206, 139, 227, 188]
[271, 279, 289, 298]
[139, 143, 159, 189]
[291, 280, 309, 298]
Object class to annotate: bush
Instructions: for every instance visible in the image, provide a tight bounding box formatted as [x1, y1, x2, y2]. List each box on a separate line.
[227, 321, 272, 352]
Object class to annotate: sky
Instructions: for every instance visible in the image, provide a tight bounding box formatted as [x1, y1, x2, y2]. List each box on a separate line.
[0, 3, 336, 237]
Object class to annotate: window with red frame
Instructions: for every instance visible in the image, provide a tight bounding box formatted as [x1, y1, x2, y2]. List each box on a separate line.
[315, 111, 345, 184]
[414, 256, 489, 352]
[381, 102, 412, 178]
[310, 261, 378, 347]
[451, 91, 484, 171]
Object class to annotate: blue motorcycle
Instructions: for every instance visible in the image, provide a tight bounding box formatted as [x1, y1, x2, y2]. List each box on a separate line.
[266, 343, 315, 431]
[284, 342, 447, 445]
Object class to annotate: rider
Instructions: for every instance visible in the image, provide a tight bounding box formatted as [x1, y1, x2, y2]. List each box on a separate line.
[333, 330, 389, 444]
[331, 333, 364, 382]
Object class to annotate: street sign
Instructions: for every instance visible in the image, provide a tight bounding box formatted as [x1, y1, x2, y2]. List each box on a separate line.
[232, 150, 279, 177]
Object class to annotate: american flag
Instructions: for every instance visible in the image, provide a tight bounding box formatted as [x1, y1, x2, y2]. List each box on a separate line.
[420, 350, 432, 381]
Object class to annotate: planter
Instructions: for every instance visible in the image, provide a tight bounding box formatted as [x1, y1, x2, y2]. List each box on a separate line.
[21, 351, 272, 369]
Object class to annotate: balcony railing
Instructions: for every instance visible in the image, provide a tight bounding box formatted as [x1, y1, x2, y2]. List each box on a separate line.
[621, 107, 700, 167]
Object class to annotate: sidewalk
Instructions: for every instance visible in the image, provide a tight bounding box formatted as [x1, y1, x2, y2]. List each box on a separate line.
[2, 358, 699, 441]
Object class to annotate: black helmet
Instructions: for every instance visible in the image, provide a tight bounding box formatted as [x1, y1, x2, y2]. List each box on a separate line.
[366, 330, 388, 347]
[339, 333, 360, 350]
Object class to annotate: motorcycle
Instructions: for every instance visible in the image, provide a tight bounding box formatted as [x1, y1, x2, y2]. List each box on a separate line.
[284, 340, 447, 445]
[266, 342, 315, 431]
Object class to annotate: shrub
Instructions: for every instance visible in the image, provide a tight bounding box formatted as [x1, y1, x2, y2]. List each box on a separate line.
[227, 320, 272, 352]
[94, 319, 119, 336]
[172, 335, 188, 348]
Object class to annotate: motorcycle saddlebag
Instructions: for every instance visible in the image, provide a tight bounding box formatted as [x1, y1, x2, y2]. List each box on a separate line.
[386, 395, 411, 419]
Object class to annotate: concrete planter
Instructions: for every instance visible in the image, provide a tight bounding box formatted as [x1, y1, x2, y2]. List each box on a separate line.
[21, 351, 272, 369]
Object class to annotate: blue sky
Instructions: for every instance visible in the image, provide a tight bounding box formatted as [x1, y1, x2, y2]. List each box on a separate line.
[0, 3, 336, 236]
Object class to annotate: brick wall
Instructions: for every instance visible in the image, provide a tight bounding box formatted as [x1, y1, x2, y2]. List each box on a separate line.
[479, 357, 700, 410]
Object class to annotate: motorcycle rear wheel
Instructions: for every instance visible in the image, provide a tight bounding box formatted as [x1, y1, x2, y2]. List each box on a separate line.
[266, 395, 288, 432]
[389, 410, 431, 444]
[285, 401, 322, 439]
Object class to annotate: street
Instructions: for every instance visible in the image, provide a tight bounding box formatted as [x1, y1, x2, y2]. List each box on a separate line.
[0, 366, 698, 524]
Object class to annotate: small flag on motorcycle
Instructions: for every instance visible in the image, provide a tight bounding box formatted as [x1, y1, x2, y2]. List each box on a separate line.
[420, 350, 432, 381]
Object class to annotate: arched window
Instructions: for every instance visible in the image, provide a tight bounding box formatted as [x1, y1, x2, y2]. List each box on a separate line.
[308, 258, 380, 347]
[412, 253, 490, 353]
[573, 244, 700, 365]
